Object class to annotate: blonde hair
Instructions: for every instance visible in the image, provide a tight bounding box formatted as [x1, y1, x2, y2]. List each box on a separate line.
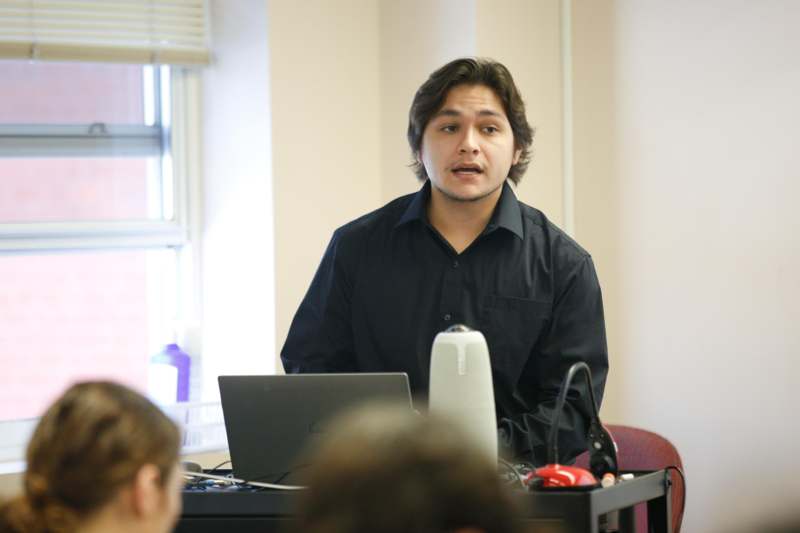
[0, 381, 180, 533]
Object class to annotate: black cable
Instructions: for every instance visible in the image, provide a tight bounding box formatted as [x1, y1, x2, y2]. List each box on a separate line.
[664, 465, 686, 533]
[547, 362, 601, 464]
[237, 463, 312, 487]
[497, 458, 527, 489]
[268, 470, 296, 485]
[206, 460, 231, 475]
[181, 460, 233, 491]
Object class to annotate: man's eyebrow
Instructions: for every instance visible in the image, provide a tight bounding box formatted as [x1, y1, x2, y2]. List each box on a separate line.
[432, 108, 504, 119]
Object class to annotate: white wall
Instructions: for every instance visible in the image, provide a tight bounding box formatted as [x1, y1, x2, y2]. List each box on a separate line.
[572, 0, 626, 433]
[377, 0, 477, 202]
[574, 2, 800, 531]
[200, 0, 275, 397]
[476, 0, 565, 227]
[268, 0, 383, 363]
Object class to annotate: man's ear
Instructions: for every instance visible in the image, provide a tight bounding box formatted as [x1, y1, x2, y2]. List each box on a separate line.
[512, 147, 522, 165]
[131, 464, 162, 518]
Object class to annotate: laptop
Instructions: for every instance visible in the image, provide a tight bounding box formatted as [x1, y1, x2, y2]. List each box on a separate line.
[218, 373, 412, 484]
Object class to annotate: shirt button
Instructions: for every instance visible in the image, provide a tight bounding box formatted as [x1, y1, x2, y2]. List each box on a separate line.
[452, 260, 459, 268]
[443, 313, 452, 321]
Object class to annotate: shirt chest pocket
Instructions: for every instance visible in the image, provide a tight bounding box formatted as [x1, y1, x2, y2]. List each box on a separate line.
[481, 295, 552, 381]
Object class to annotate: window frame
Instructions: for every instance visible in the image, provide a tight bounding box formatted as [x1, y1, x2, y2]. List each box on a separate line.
[0, 124, 163, 157]
[0, 64, 203, 409]
[0, 64, 204, 469]
[0, 65, 200, 254]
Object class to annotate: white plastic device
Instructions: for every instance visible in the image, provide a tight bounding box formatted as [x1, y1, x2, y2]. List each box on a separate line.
[428, 324, 498, 463]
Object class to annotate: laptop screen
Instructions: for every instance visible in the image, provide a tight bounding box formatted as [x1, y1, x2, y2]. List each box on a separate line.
[218, 373, 412, 484]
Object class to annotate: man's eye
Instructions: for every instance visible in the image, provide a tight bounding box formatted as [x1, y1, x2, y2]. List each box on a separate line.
[483, 126, 499, 134]
[440, 124, 457, 133]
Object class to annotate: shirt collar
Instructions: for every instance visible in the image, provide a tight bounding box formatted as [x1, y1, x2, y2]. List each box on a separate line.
[485, 181, 524, 240]
[394, 180, 524, 241]
[394, 180, 431, 228]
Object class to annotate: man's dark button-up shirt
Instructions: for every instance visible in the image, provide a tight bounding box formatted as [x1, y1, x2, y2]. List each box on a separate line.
[281, 181, 609, 464]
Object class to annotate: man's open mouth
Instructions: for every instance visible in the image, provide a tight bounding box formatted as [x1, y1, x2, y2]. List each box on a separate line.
[452, 165, 483, 174]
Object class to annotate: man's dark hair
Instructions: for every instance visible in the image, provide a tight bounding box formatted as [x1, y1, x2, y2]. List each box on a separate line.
[407, 57, 534, 185]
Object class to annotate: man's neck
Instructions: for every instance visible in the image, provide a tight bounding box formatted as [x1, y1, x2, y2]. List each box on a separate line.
[426, 184, 502, 254]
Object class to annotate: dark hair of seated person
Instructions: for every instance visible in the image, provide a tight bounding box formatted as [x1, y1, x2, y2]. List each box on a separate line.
[292, 403, 523, 533]
[0, 381, 182, 533]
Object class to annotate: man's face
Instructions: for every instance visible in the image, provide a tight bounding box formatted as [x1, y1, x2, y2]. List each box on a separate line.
[420, 84, 521, 203]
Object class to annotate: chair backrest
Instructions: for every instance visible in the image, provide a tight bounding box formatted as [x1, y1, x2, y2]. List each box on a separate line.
[574, 424, 685, 533]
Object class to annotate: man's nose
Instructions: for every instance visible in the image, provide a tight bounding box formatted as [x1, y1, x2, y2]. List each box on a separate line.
[458, 129, 479, 154]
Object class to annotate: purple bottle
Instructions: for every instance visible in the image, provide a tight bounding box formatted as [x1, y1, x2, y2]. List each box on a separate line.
[150, 343, 191, 402]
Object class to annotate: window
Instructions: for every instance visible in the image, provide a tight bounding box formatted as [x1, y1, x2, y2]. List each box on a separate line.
[0, 60, 198, 421]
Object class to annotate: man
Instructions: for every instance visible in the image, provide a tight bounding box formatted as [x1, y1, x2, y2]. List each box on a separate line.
[281, 58, 608, 465]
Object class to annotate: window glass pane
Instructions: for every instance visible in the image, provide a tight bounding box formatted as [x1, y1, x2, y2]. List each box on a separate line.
[0, 157, 163, 222]
[0, 249, 178, 421]
[0, 61, 148, 125]
[0, 61, 170, 223]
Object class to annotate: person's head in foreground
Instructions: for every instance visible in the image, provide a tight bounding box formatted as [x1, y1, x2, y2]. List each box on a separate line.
[0, 381, 182, 533]
[293, 404, 523, 533]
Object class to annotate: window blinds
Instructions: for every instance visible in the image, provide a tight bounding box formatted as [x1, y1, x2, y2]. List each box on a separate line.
[0, 0, 210, 65]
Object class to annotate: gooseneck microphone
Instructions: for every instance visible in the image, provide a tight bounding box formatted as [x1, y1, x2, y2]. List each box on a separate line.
[533, 362, 618, 489]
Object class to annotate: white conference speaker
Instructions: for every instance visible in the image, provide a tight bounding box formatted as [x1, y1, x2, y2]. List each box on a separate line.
[428, 324, 497, 463]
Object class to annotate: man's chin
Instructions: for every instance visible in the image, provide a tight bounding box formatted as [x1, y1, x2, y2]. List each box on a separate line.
[432, 181, 501, 203]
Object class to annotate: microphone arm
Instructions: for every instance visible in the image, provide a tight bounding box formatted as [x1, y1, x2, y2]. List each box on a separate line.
[546, 362, 617, 478]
